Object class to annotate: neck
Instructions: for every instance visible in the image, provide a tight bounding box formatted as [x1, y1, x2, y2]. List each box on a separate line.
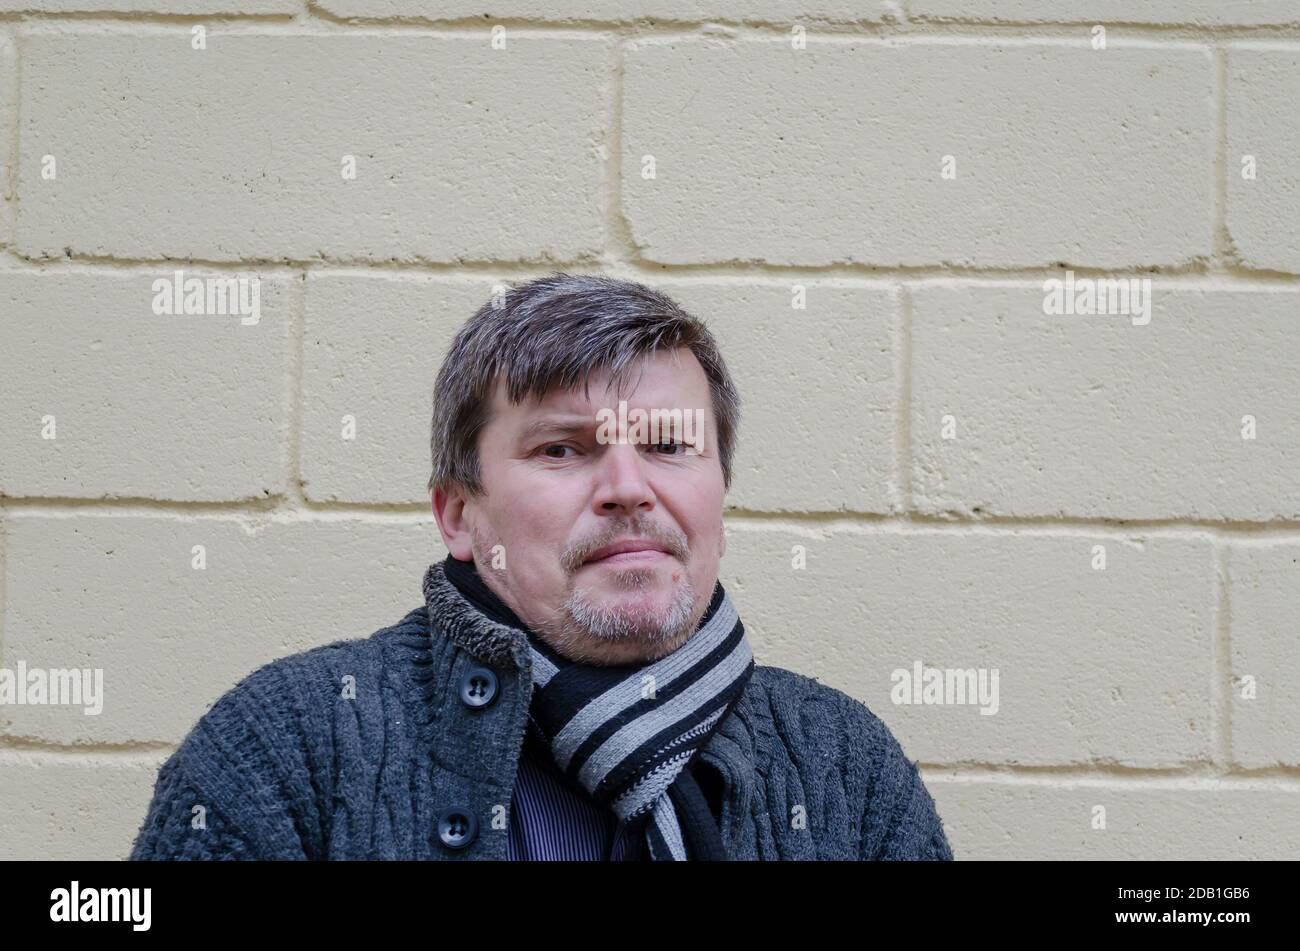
[442, 554, 529, 632]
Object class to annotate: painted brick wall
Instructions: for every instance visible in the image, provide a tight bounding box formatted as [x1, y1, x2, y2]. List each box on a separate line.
[1, 1, 1298, 860]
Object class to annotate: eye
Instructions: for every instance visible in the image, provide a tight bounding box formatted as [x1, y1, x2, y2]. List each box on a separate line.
[650, 439, 686, 456]
[538, 443, 577, 459]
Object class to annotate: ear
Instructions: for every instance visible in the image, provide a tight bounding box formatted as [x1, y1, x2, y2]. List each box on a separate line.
[432, 485, 475, 561]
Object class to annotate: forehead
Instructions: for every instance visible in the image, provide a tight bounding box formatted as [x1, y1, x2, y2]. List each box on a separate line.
[488, 348, 710, 424]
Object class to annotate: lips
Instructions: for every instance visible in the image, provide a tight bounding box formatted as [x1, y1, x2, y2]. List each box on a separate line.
[583, 538, 672, 564]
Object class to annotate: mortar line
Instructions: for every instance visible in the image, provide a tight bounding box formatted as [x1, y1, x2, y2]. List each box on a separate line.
[6, 15, 1300, 42]
[6, 501, 1300, 536]
[5, 254, 1300, 284]
[919, 764, 1300, 788]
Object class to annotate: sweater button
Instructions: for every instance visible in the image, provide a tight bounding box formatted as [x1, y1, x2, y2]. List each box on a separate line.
[459, 665, 499, 709]
[437, 809, 478, 850]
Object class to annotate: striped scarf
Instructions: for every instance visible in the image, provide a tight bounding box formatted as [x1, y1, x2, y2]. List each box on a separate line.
[442, 556, 754, 861]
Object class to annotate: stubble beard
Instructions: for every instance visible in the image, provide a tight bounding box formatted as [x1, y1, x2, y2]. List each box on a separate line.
[565, 565, 698, 647]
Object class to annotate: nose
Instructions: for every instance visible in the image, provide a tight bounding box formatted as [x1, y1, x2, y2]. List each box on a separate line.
[592, 440, 656, 517]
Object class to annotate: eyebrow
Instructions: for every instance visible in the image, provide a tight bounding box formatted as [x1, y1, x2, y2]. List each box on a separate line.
[515, 416, 597, 445]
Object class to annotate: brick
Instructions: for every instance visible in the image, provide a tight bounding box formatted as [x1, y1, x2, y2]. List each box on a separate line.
[660, 280, 896, 513]
[17, 34, 604, 262]
[1228, 543, 1300, 767]
[303, 275, 896, 511]
[928, 778, 1300, 859]
[0, 270, 289, 501]
[623, 41, 1212, 268]
[0, 752, 168, 860]
[0, 514, 438, 744]
[722, 526, 1215, 766]
[302, 274, 486, 503]
[1227, 48, 1300, 274]
[911, 1, 1300, 26]
[911, 285, 1300, 520]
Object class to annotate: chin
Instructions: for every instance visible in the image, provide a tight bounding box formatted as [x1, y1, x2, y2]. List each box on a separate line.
[569, 581, 696, 646]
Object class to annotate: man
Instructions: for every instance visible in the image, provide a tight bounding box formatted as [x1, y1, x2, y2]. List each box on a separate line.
[130, 272, 953, 861]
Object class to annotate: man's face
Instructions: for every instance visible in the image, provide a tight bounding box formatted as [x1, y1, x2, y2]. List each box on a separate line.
[435, 347, 727, 665]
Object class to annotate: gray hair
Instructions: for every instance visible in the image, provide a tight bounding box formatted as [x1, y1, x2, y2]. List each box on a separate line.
[428, 272, 742, 498]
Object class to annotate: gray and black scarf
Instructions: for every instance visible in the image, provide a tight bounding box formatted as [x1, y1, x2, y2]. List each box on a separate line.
[442, 555, 754, 861]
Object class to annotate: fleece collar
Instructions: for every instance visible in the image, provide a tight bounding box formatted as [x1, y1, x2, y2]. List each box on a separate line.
[422, 561, 533, 670]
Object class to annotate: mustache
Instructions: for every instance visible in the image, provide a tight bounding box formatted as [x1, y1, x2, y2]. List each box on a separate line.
[562, 523, 688, 574]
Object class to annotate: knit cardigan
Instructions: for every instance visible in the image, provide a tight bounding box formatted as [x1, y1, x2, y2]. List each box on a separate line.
[129, 562, 954, 861]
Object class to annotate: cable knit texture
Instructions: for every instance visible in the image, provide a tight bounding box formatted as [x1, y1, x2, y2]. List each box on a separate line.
[130, 563, 954, 861]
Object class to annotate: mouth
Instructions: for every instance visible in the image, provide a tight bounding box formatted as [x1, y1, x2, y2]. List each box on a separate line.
[583, 550, 670, 568]
[582, 539, 673, 567]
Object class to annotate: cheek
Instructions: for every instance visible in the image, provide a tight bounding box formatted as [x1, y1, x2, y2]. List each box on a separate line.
[681, 511, 723, 568]
[497, 495, 576, 558]
[680, 484, 724, 545]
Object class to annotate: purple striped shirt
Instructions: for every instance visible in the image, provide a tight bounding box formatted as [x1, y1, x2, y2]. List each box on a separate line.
[507, 738, 645, 861]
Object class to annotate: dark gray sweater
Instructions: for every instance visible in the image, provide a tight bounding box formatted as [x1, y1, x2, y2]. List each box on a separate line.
[129, 561, 954, 860]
